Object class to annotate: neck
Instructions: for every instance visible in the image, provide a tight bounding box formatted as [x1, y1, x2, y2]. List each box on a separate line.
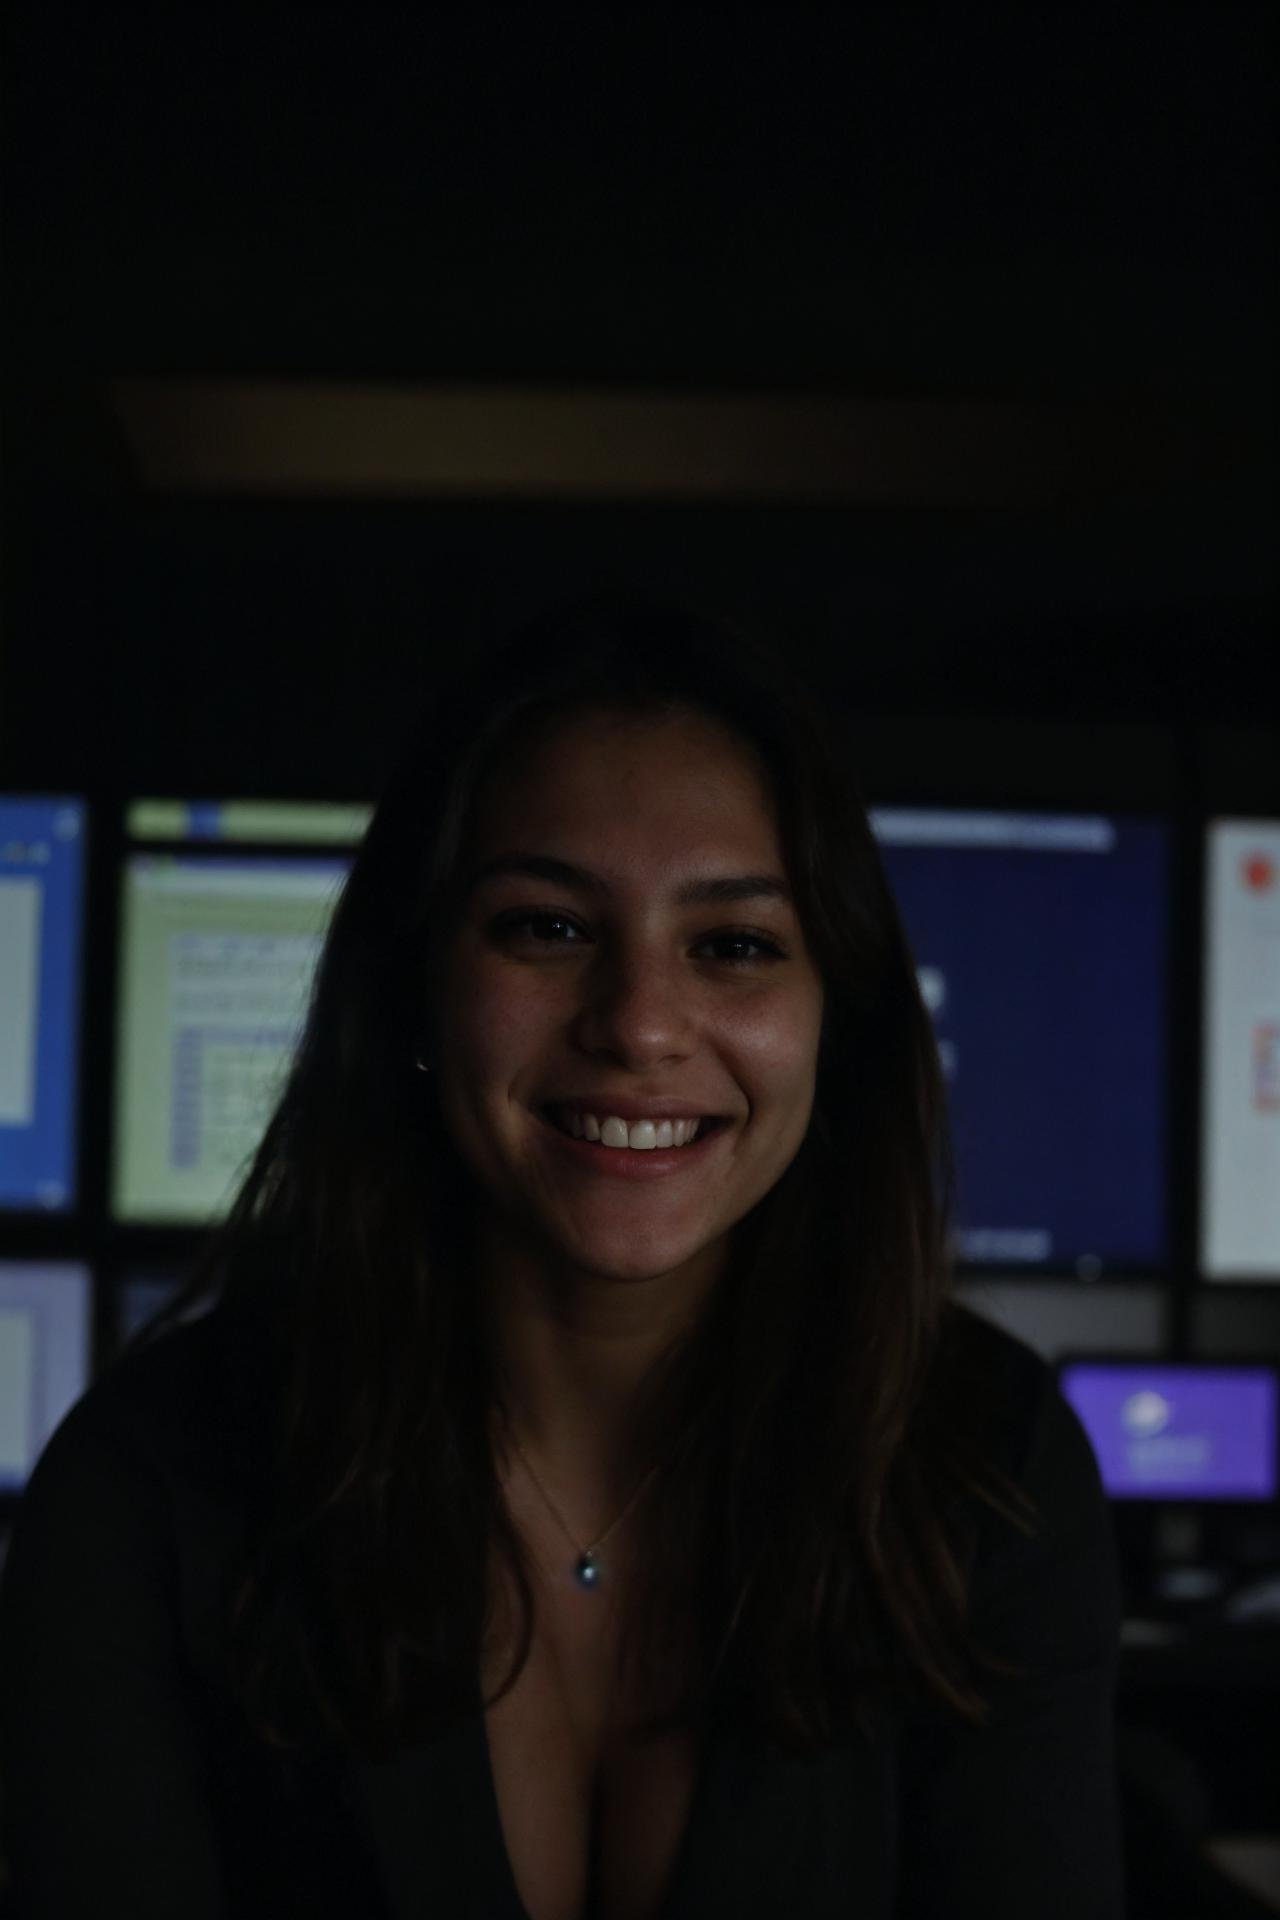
[476, 1235, 724, 1523]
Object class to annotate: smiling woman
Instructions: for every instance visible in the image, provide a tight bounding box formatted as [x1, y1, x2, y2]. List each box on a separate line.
[0, 595, 1127, 1919]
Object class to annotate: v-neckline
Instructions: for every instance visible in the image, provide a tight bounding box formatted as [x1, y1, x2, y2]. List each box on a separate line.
[472, 1673, 722, 1920]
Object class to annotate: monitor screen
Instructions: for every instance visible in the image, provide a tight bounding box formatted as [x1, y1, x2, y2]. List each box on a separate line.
[1058, 1359, 1278, 1501]
[111, 798, 369, 1225]
[871, 809, 1169, 1273]
[1201, 819, 1280, 1280]
[0, 797, 88, 1213]
[0, 1262, 91, 1495]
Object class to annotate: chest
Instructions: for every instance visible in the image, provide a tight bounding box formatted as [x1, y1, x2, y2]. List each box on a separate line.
[481, 1571, 703, 1920]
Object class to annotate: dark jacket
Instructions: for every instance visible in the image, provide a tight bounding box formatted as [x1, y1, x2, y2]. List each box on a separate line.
[0, 1300, 1126, 1918]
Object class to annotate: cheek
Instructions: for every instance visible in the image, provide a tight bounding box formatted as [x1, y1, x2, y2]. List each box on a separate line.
[737, 995, 823, 1086]
[442, 951, 552, 1079]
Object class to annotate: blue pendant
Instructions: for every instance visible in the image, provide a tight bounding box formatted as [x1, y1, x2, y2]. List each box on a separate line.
[575, 1551, 601, 1589]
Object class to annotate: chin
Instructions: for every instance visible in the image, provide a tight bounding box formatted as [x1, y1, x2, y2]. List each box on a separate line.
[553, 1228, 724, 1288]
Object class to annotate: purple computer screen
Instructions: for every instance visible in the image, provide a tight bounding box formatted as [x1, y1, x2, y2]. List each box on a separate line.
[1058, 1364, 1278, 1500]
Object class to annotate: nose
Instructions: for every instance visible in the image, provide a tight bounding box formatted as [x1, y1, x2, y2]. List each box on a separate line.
[570, 947, 699, 1067]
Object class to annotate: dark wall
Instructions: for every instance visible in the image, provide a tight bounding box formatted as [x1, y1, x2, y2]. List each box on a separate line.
[2, 6, 1276, 1360]
[4, 6, 1274, 777]
[2, 485, 1273, 793]
[5, 7, 1274, 396]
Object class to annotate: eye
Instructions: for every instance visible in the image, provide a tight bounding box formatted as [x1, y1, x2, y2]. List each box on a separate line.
[494, 911, 584, 947]
[491, 912, 787, 967]
[705, 932, 787, 966]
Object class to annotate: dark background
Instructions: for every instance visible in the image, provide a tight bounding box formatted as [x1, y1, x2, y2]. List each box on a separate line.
[1, 6, 1276, 1353]
[3, 7, 1280, 1898]
[6, 7, 1275, 391]
[4, 6, 1275, 791]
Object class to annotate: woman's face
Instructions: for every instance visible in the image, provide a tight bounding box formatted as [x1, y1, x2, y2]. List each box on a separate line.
[431, 705, 826, 1296]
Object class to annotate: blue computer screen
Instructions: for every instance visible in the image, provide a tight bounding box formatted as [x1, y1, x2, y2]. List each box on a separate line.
[0, 798, 88, 1213]
[872, 810, 1169, 1271]
[0, 1263, 91, 1494]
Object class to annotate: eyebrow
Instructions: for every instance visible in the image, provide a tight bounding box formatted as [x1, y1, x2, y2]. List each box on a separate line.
[466, 852, 793, 908]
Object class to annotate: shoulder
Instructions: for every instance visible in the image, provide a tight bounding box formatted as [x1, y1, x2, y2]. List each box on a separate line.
[940, 1298, 1051, 1413]
[23, 1303, 267, 1507]
[936, 1301, 1122, 1664]
[0, 1304, 273, 1682]
[2, 1305, 272, 1612]
[937, 1298, 1088, 1489]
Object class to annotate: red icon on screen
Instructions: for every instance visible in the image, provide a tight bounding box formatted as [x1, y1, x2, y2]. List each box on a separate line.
[1242, 853, 1276, 892]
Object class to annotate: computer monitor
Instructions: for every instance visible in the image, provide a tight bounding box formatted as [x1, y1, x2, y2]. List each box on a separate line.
[1201, 818, 1280, 1281]
[0, 1262, 91, 1495]
[0, 796, 88, 1213]
[110, 798, 369, 1226]
[1057, 1356, 1278, 1503]
[871, 809, 1170, 1275]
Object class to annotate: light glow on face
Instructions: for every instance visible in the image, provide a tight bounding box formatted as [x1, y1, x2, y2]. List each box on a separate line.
[431, 708, 826, 1297]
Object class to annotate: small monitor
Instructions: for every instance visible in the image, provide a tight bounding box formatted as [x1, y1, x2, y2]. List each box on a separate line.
[1057, 1357, 1279, 1502]
[871, 808, 1170, 1275]
[0, 796, 89, 1214]
[1201, 819, 1280, 1281]
[0, 1262, 91, 1495]
[110, 798, 370, 1226]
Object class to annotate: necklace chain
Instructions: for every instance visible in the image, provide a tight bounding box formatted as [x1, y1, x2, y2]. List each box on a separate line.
[505, 1427, 664, 1588]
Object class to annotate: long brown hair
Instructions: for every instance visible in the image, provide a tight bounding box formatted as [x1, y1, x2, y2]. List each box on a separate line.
[131, 592, 1039, 1760]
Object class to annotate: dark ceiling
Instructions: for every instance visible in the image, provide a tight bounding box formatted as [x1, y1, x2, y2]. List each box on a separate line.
[5, 5, 1275, 401]
[2, 5, 1274, 751]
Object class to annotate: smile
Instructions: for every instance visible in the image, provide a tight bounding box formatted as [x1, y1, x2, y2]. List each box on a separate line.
[534, 1106, 732, 1179]
[548, 1108, 711, 1149]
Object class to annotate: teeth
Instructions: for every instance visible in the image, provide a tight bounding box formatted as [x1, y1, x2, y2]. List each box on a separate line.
[557, 1109, 704, 1149]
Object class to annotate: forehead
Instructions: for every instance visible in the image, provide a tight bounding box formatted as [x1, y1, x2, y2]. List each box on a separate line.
[466, 707, 780, 855]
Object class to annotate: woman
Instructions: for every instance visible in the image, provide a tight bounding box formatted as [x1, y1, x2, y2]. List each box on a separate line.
[0, 596, 1126, 1918]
